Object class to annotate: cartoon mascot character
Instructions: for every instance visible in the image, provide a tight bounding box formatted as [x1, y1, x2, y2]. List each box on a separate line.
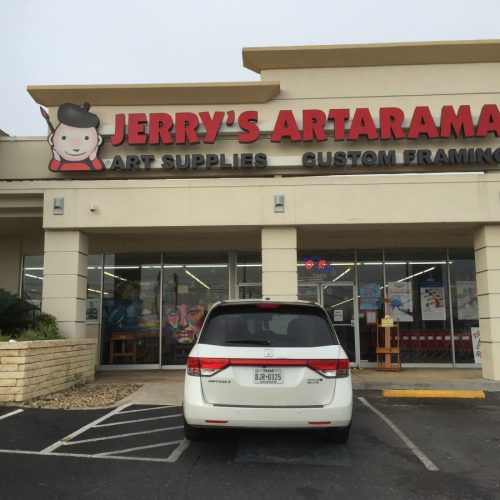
[41, 102, 104, 171]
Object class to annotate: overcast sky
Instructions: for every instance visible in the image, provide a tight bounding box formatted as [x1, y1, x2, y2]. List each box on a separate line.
[1, 0, 499, 136]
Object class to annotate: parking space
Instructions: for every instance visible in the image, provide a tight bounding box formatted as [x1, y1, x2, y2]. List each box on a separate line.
[0, 404, 187, 461]
[0, 392, 498, 499]
[44, 404, 187, 462]
[0, 406, 108, 451]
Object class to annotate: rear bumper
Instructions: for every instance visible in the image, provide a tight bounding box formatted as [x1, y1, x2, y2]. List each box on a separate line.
[183, 374, 353, 429]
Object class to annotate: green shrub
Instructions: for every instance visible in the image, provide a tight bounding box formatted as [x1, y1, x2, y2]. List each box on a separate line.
[36, 313, 59, 339]
[0, 291, 60, 341]
[16, 329, 44, 341]
[0, 288, 37, 334]
[16, 313, 60, 341]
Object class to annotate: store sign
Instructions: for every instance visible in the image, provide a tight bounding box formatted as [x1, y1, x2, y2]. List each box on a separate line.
[471, 327, 481, 364]
[42, 103, 500, 173]
[303, 257, 332, 273]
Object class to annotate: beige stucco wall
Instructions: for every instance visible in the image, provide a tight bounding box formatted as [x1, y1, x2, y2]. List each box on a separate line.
[0, 173, 493, 231]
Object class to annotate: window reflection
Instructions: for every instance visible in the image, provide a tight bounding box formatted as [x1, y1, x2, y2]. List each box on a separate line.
[86, 254, 102, 322]
[449, 250, 479, 364]
[357, 250, 384, 362]
[102, 254, 161, 365]
[162, 253, 229, 365]
[237, 251, 262, 299]
[385, 249, 452, 364]
[21, 255, 44, 310]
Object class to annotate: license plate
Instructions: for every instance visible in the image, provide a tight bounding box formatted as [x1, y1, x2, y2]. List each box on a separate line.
[254, 367, 283, 384]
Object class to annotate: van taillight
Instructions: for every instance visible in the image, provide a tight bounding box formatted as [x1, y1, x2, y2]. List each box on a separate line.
[187, 357, 229, 377]
[188, 357, 350, 378]
[307, 359, 350, 378]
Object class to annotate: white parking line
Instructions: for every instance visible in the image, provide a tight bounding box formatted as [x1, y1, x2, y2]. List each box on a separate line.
[358, 397, 439, 472]
[0, 448, 174, 463]
[166, 439, 191, 463]
[119, 406, 173, 414]
[96, 439, 182, 457]
[0, 409, 24, 421]
[62, 426, 184, 446]
[94, 413, 182, 428]
[41, 403, 133, 453]
[37, 404, 190, 463]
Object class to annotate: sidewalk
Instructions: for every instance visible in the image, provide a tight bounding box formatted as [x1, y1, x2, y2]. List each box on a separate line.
[95, 368, 500, 407]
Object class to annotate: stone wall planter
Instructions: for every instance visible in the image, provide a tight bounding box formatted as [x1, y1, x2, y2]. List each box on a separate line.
[0, 339, 96, 403]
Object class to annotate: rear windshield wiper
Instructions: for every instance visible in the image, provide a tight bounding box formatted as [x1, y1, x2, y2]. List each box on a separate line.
[225, 338, 271, 346]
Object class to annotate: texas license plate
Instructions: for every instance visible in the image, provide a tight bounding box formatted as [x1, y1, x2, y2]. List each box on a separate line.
[254, 367, 283, 384]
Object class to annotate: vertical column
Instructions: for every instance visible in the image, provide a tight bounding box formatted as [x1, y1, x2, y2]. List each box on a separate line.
[474, 225, 500, 381]
[261, 227, 297, 301]
[42, 230, 88, 339]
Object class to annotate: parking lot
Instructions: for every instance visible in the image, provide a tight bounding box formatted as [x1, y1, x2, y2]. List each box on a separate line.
[0, 391, 499, 499]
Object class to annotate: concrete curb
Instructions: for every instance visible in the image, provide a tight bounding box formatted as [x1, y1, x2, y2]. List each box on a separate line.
[382, 389, 485, 399]
[353, 380, 500, 392]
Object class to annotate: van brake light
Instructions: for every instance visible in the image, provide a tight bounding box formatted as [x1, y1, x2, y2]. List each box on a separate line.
[187, 357, 350, 378]
[187, 357, 230, 377]
[308, 359, 350, 378]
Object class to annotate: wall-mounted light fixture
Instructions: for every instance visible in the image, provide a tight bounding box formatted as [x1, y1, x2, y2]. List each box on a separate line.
[274, 194, 285, 213]
[53, 197, 64, 215]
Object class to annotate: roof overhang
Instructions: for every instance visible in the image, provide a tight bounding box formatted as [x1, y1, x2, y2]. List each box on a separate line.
[243, 39, 500, 73]
[28, 81, 281, 107]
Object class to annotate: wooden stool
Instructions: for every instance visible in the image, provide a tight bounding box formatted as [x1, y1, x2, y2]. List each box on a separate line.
[109, 333, 137, 364]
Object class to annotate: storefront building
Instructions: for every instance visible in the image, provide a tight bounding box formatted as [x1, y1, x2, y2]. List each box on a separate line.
[1, 40, 499, 379]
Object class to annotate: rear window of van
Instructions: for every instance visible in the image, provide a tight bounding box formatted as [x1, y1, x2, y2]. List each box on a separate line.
[199, 304, 337, 347]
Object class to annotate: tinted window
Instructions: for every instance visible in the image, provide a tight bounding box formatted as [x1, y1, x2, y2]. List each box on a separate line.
[200, 304, 337, 347]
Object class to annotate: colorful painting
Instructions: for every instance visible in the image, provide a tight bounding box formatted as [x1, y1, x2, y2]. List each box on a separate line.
[388, 281, 413, 322]
[163, 304, 205, 344]
[359, 282, 381, 310]
[420, 282, 446, 321]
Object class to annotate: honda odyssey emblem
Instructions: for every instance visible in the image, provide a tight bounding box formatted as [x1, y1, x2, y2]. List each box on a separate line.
[264, 349, 273, 357]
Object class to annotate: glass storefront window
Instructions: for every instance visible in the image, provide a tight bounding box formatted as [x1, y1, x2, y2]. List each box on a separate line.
[238, 285, 262, 299]
[237, 251, 262, 284]
[21, 255, 44, 311]
[86, 254, 103, 322]
[297, 249, 355, 283]
[237, 251, 262, 299]
[26, 246, 478, 368]
[449, 249, 479, 364]
[162, 253, 229, 365]
[385, 249, 452, 364]
[357, 250, 384, 362]
[102, 253, 161, 365]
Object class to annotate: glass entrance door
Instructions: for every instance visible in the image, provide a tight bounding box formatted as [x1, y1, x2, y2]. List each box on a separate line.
[298, 284, 320, 303]
[321, 284, 358, 363]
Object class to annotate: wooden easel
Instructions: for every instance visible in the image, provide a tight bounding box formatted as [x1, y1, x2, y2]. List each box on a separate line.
[376, 298, 401, 371]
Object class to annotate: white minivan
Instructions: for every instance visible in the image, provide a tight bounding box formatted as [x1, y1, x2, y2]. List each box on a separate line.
[183, 300, 353, 443]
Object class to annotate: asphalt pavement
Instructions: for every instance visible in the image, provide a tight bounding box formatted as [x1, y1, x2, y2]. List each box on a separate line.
[0, 391, 498, 499]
